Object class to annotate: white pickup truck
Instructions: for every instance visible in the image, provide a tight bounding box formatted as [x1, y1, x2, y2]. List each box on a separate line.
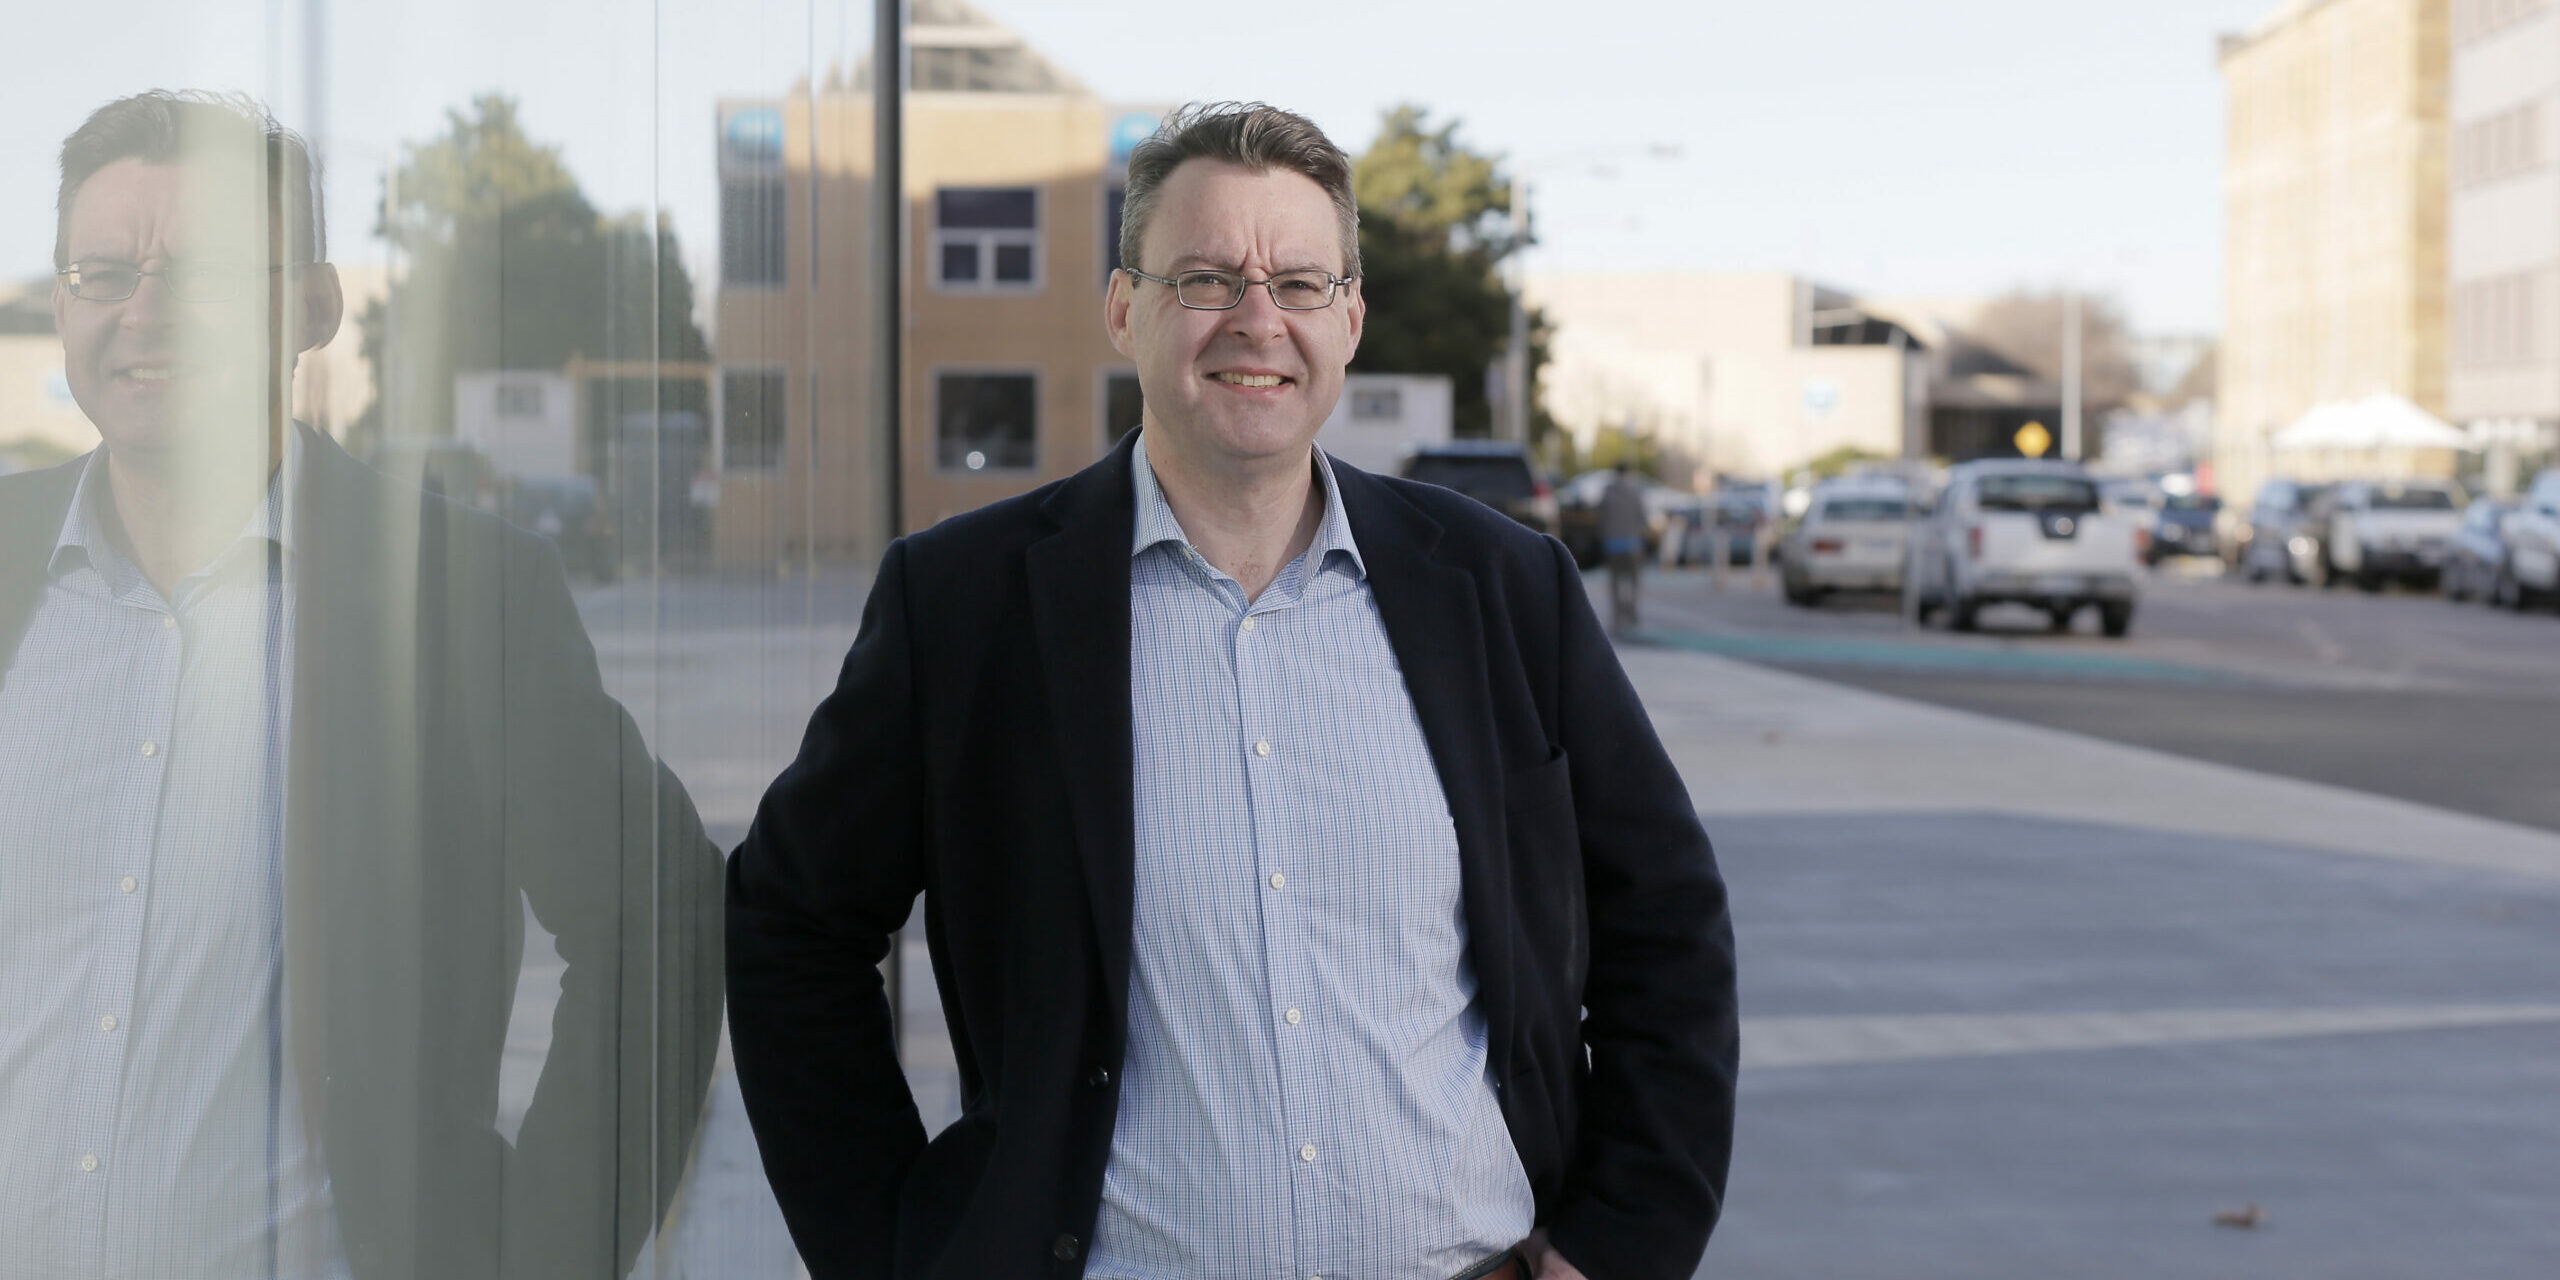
[2322, 478, 2464, 591]
[1912, 460, 2142, 637]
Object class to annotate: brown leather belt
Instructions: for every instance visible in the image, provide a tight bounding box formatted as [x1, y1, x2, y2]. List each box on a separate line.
[1452, 1250, 1526, 1280]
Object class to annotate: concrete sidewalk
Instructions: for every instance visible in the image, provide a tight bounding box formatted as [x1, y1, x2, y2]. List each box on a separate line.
[1631, 641, 2560, 1279]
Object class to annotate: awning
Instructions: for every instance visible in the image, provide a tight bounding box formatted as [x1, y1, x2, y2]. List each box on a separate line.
[2271, 393, 2471, 452]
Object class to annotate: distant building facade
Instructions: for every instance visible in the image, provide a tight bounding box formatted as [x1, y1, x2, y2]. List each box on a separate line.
[711, 0, 1166, 566]
[2447, 0, 2560, 490]
[1527, 271, 1929, 483]
[2217, 0, 2453, 502]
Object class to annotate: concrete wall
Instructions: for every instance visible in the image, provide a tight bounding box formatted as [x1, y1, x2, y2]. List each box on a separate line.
[1315, 373, 1454, 476]
[2217, 0, 2452, 505]
[2447, 2, 2560, 423]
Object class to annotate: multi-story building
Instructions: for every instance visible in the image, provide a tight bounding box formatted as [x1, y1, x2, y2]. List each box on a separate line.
[1527, 271, 1930, 483]
[711, 0, 1165, 566]
[2448, 0, 2560, 490]
[2217, 0, 2453, 503]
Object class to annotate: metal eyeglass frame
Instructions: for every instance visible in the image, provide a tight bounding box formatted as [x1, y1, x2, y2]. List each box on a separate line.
[56, 260, 298, 304]
[1121, 266, 1357, 312]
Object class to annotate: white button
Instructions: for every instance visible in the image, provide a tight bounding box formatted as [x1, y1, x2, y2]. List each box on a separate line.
[99, 1015, 118, 1032]
[160, 614, 177, 631]
[1241, 617, 1257, 632]
[119, 876, 137, 894]
[1268, 872, 1285, 890]
[1299, 1144, 1316, 1163]
[1285, 1007, 1302, 1025]
[78, 1154, 98, 1173]
[139, 741, 158, 759]
[1254, 740, 1271, 758]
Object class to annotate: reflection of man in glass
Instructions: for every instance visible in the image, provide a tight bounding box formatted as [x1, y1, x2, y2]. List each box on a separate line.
[0, 91, 721, 1279]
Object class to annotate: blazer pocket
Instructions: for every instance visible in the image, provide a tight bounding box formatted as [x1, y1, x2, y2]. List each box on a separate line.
[1504, 747, 1575, 818]
[893, 1110, 998, 1278]
[1504, 749, 1587, 993]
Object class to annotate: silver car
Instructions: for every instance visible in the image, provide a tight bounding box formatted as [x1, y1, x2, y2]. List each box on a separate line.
[1781, 481, 1914, 604]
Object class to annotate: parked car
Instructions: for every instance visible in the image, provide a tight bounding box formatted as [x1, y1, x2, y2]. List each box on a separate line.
[1780, 480, 1914, 604]
[1911, 459, 2141, 636]
[2443, 496, 2516, 604]
[2323, 478, 2463, 591]
[2239, 478, 2331, 585]
[1399, 441, 1558, 536]
[1684, 491, 1772, 566]
[2145, 492, 2223, 564]
[503, 473, 617, 582]
[2497, 468, 2560, 609]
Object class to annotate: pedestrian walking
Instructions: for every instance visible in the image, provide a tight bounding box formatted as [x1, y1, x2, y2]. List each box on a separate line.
[1599, 462, 1650, 631]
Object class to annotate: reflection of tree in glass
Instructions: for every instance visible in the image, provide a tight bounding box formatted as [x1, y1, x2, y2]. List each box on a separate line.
[1349, 104, 1553, 446]
[352, 95, 711, 448]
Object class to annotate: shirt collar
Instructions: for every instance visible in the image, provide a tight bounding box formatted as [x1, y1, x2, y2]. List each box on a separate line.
[1129, 431, 1367, 581]
[49, 428, 302, 583]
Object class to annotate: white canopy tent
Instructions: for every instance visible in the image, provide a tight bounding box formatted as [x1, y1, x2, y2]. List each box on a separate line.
[2271, 393, 2472, 452]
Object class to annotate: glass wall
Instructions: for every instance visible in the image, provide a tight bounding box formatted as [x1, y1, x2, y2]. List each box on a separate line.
[0, 2, 897, 1274]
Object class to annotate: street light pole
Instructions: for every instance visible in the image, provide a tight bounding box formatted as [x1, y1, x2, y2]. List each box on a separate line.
[2062, 288, 2083, 461]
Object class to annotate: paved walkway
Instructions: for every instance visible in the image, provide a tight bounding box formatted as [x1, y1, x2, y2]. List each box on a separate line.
[1632, 642, 2560, 1278]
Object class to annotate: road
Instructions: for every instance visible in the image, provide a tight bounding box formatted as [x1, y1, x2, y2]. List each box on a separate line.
[1625, 558, 2560, 832]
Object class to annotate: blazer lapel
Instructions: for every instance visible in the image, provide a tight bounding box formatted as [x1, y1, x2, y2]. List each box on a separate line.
[0, 456, 88, 677]
[1024, 436, 1141, 1051]
[1334, 466, 1517, 1075]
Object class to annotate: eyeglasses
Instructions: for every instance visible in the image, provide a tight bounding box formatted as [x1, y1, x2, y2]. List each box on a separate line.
[1123, 267, 1356, 312]
[56, 260, 298, 303]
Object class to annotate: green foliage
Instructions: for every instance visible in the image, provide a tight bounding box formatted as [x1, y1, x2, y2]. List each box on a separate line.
[1799, 443, 1892, 480]
[355, 95, 709, 444]
[1551, 426, 1665, 479]
[1348, 104, 1551, 442]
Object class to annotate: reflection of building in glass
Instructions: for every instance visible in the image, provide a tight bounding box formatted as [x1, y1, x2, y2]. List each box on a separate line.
[2448, 0, 2560, 491]
[2217, 0, 2453, 504]
[714, 0, 1167, 564]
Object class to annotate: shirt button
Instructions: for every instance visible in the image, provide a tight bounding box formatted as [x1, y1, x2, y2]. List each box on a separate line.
[140, 741, 158, 759]
[160, 614, 177, 631]
[1300, 1143, 1317, 1163]
[1254, 740, 1272, 758]
[78, 1154, 99, 1173]
[119, 875, 138, 894]
[98, 1015, 118, 1032]
[1285, 1007, 1302, 1025]
[1051, 1233, 1081, 1261]
[1268, 872, 1285, 890]
[1240, 617, 1257, 632]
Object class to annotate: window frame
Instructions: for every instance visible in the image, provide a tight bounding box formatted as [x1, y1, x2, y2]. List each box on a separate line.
[932, 365, 1043, 474]
[931, 185, 1043, 295]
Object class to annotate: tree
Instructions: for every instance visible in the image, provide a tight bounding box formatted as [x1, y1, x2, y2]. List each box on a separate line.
[1349, 105, 1551, 443]
[355, 95, 710, 445]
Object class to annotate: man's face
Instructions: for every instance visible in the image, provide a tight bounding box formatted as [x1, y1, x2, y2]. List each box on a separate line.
[1106, 159, 1363, 471]
[53, 155, 337, 474]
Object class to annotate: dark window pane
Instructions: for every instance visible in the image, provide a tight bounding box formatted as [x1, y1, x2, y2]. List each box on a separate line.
[1104, 373, 1144, 449]
[993, 243, 1035, 282]
[722, 369, 786, 469]
[937, 373, 1038, 470]
[935, 186, 1036, 230]
[941, 241, 980, 283]
[721, 179, 786, 286]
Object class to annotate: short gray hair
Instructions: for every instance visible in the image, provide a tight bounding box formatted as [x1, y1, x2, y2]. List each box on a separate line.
[1118, 101, 1360, 279]
[56, 90, 324, 269]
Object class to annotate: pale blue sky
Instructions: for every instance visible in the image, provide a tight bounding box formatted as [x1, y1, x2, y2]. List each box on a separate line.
[6, 0, 2272, 333]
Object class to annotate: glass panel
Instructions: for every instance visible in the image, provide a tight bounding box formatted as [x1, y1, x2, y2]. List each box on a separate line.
[992, 241, 1035, 283]
[935, 372, 1037, 470]
[934, 185, 1037, 230]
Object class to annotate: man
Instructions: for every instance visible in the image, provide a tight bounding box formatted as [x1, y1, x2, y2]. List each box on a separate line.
[0, 92, 722, 1279]
[1598, 462, 1650, 632]
[728, 102, 1736, 1280]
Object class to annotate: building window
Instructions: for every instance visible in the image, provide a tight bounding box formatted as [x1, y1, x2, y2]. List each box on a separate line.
[496, 381, 546, 418]
[1105, 185, 1127, 279]
[723, 179, 787, 287]
[938, 371, 1038, 471]
[1351, 386, 1404, 421]
[1102, 370, 1144, 450]
[723, 368, 787, 470]
[935, 187, 1039, 291]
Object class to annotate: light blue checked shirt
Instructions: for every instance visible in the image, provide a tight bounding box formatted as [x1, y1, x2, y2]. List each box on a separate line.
[0, 441, 350, 1279]
[1086, 435, 1534, 1280]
